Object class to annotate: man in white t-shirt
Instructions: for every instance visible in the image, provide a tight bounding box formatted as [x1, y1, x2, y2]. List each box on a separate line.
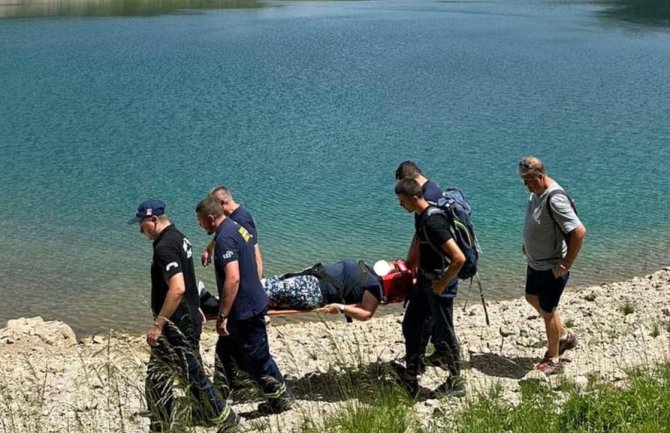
[519, 156, 586, 375]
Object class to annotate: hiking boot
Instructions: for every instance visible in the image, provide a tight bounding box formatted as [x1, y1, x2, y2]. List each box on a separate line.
[534, 358, 562, 375]
[216, 412, 241, 433]
[543, 333, 578, 360]
[436, 375, 466, 398]
[390, 361, 419, 397]
[257, 396, 294, 415]
[216, 412, 244, 433]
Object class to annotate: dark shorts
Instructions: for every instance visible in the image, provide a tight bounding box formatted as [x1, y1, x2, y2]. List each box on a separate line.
[525, 266, 570, 313]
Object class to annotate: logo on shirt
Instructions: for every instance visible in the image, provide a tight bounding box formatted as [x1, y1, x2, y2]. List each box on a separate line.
[183, 238, 193, 259]
[221, 251, 234, 260]
[238, 226, 251, 243]
[166, 262, 179, 272]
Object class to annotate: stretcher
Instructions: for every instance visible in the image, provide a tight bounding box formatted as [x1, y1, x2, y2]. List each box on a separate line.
[203, 259, 414, 320]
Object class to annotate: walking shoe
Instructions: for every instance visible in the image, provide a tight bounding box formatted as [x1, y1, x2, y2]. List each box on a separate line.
[436, 375, 466, 398]
[543, 333, 578, 360]
[534, 358, 562, 375]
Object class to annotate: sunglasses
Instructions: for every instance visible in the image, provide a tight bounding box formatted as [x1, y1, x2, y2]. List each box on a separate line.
[518, 161, 533, 172]
[518, 160, 543, 176]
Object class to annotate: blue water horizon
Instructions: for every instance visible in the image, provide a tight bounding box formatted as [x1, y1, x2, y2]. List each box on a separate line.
[1, 0, 668, 335]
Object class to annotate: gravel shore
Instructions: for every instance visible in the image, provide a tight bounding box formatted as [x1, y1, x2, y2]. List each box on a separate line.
[1, 267, 669, 432]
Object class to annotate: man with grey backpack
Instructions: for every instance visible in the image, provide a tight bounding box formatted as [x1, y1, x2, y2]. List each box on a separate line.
[519, 156, 586, 375]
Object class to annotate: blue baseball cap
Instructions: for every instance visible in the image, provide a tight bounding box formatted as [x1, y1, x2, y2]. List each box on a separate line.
[128, 199, 166, 224]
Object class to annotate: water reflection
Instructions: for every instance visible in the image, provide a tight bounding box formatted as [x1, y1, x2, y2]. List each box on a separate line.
[597, 0, 670, 28]
[0, 0, 266, 19]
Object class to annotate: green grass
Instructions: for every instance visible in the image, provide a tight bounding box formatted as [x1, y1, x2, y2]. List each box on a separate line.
[618, 302, 636, 316]
[301, 383, 416, 433]
[651, 322, 661, 338]
[446, 365, 670, 433]
[300, 364, 670, 433]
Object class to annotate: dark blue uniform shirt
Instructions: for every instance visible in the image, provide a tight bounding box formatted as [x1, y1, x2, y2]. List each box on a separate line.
[321, 260, 383, 303]
[414, 179, 443, 225]
[422, 180, 443, 202]
[229, 206, 258, 245]
[213, 218, 267, 320]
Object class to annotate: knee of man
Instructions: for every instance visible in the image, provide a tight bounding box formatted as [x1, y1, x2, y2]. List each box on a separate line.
[540, 307, 557, 319]
[524, 293, 537, 304]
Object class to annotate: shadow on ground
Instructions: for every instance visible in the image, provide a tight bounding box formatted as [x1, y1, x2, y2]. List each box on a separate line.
[288, 361, 423, 402]
[469, 353, 537, 379]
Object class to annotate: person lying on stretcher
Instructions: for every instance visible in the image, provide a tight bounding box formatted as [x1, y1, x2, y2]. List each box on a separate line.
[200, 259, 413, 322]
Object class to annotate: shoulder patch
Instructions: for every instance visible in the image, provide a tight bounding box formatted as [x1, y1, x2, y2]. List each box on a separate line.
[238, 226, 251, 243]
[221, 251, 234, 260]
[166, 262, 179, 272]
[182, 238, 193, 259]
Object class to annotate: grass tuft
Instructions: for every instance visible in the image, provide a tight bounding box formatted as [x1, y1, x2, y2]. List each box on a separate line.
[618, 302, 636, 316]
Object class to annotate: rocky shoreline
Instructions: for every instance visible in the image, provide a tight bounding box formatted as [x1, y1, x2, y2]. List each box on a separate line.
[1, 267, 669, 432]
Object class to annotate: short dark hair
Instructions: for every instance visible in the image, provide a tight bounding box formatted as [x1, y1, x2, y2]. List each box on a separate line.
[195, 196, 224, 218]
[395, 178, 423, 198]
[395, 161, 423, 180]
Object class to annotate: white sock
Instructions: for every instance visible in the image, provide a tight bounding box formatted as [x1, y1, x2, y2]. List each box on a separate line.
[559, 331, 568, 341]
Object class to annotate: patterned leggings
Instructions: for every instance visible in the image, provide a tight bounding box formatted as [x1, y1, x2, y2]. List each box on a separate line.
[263, 275, 324, 310]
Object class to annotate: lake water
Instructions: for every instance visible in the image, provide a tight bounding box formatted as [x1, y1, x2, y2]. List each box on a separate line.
[1, 0, 668, 335]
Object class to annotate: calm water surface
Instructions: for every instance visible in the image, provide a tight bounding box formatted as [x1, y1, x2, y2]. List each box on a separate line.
[0, 0, 668, 335]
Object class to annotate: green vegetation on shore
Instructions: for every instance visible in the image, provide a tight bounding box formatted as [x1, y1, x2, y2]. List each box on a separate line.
[297, 364, 670, 433]
[0, 0, 265, 19]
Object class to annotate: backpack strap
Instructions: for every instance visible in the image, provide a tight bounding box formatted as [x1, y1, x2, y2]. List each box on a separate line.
[419, 207, 451, 274]
[546, 189, 579, 248]
[278, 263, 363, 323]
[545, 189, 576, 235]
[278, 263, 327, 281]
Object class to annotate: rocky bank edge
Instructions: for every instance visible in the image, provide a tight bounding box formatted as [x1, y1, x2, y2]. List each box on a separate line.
[1, 268, 669, 433]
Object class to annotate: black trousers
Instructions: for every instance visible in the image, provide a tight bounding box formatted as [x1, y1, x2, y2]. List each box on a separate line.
[146, 320, 232, 432]
[402, 274, 461, 377]
[215, 312, 291, 406]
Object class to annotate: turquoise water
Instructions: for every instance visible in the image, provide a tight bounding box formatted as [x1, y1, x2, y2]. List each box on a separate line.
[1, 0, 668, 335]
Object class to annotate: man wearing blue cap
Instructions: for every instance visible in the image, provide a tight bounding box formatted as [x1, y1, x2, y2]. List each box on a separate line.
[129, 199, 237, 433]
[195, 195, 294, 414]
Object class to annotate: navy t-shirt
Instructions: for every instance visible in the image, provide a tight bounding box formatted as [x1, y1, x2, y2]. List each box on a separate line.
[414, 179, 443, 225]
[229, 206, 258, 245]
[213, 218, 267, 320]
[151, 225, 201, 328]
[423, 180, 443, 202]
[321, 260, 383, 304]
